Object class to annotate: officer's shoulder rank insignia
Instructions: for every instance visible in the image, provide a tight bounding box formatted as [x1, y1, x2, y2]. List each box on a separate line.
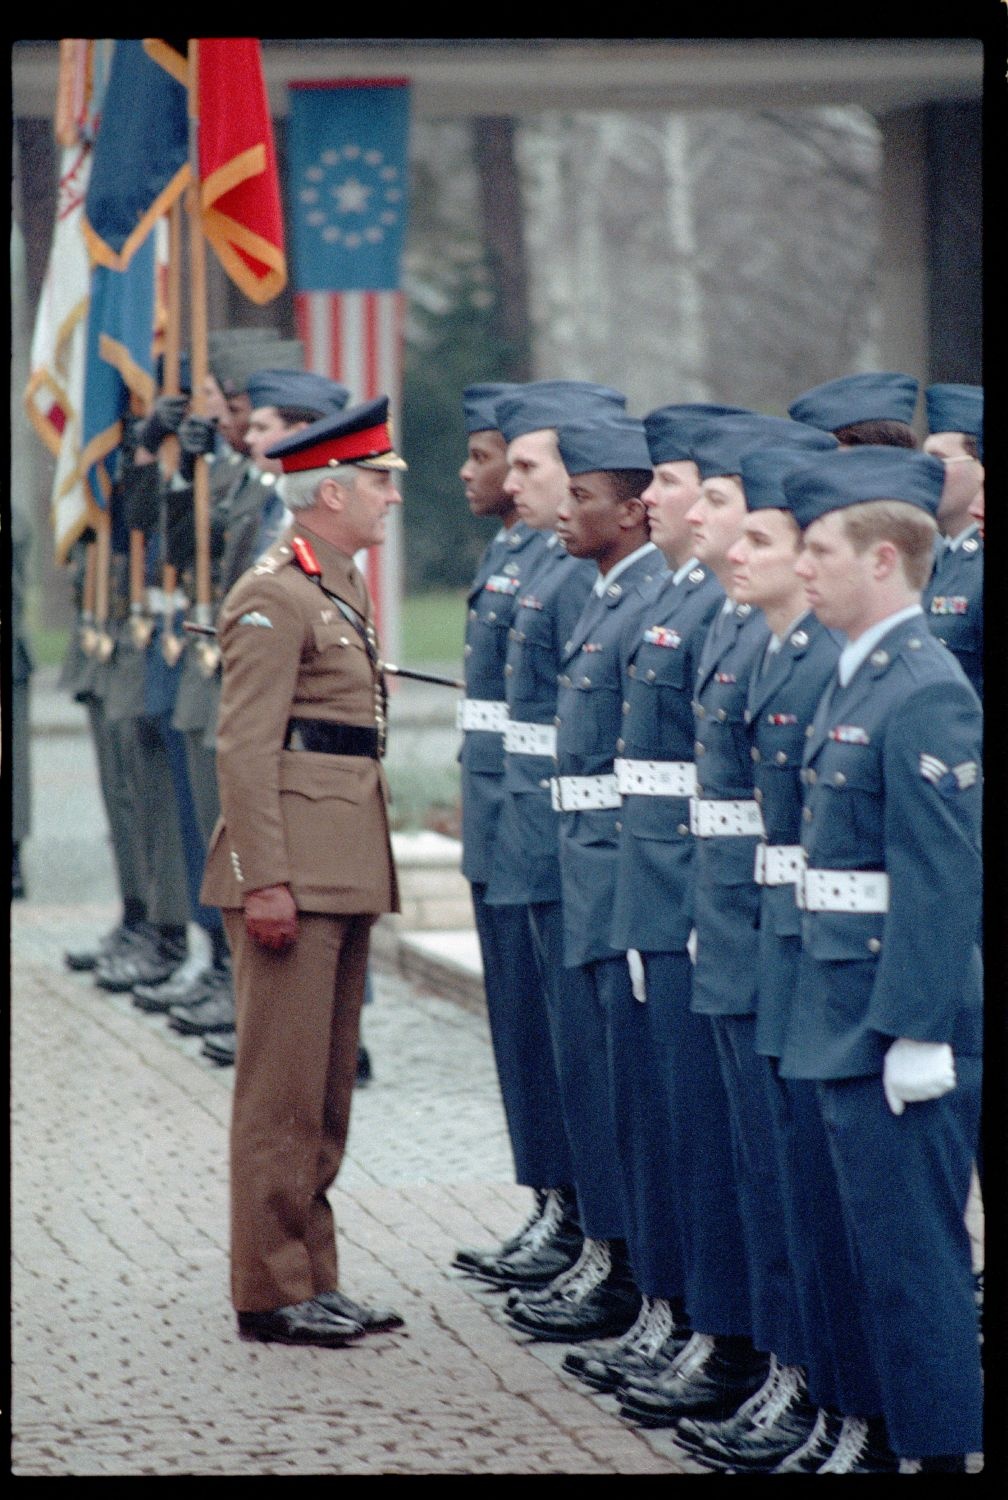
[829, 725, 869, 744]
[919, 754, 978, 794]
[644, 625, 681, 649]
[238, 610, 273, 628]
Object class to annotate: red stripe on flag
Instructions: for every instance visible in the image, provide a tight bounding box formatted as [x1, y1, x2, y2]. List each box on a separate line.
[330, 295, 343, 384]
[365, 292, 379, 398]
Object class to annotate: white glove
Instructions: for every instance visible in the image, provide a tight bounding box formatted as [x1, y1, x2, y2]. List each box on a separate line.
[882, 1038, 956, 1116]
[627, 949, 647, 1003]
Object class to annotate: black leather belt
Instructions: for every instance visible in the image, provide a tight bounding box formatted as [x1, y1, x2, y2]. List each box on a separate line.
[284, 717, 379, 757]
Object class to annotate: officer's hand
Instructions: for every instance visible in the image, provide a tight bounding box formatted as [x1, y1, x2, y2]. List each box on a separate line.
[882, 1038, 956, 1116]
[135, 395, 188, 453]
[627, 949, 647, 1003]
[244, 884, 298, 950]
[177, 415, 218, 480]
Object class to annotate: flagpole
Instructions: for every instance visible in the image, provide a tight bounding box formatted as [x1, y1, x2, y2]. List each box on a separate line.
[93, 508, 114, 661]
[186, 37, 212, 628]
[158, 196, 186, 664]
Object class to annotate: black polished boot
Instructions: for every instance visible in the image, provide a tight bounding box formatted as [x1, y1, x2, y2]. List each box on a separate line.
[506, 1237, 642, 1343]
[814, 1415, 900, 1474]
[685, 1363, 822, 1471]
[618, 1332, 771, 1428]
[452, 1189, 548, 1274]
[468, 1187, 583, 1289]
[565, 1297, 690, 1392]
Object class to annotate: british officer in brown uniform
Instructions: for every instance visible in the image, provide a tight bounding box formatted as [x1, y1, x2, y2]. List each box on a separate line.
[201, 397, 406, 1346]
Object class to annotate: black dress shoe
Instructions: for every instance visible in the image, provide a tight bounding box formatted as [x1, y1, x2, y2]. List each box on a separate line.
[575, 1326, 693, 1393]
[168, 987, 236, 1035]
[98, 929, 188, 993]
[468, 1188, 583, 1288]
[133, 965, 218, 1011]
[202, 1028, 236, 1066]
[66, 922, 139, 972]
[772, 1408, 847, 1472]
[453, 1189, 549, 1273]
[619, 1334, 770, 1427]
[563, 1296, 679, 1386]
[236, 1298, 365, 1346]
[314, 1288, 404, 1332]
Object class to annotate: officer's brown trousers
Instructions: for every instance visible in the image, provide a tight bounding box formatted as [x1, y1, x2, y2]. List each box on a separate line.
[224, 909, 373, 1312]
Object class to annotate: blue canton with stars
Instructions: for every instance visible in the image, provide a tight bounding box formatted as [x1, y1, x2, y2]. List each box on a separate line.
[287, 83, 411, 292]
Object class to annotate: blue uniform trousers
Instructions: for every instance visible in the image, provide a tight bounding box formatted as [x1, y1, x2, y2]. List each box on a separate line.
[709, 1013, 802, 1363]
[783, 1072, 883, 1418]
[470, 883, 573, 1187]
[817, 1060, 982, 1457]
[528, 900, 623, 1240]
[601, 951, 686, 1300]
[645, 952, 752, 1338]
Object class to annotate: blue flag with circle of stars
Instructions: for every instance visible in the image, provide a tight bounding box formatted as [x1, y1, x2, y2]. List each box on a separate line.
[287, 81, 411, 292]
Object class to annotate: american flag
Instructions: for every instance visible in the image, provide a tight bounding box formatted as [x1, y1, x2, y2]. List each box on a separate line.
[288, 81, 411, 664]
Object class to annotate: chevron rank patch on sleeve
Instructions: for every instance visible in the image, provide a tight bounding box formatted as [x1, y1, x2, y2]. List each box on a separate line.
[919, 753, 978, 795]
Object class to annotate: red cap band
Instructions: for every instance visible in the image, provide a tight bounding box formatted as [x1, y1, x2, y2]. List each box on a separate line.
[280, 422, 394, 473]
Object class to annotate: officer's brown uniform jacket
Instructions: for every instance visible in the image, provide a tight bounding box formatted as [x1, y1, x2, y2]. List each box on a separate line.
[200, 523, 399, 916]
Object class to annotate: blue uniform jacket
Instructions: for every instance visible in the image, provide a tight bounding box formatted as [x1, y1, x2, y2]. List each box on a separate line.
[922, 528, 983, 699]
[554, 547, 667, 967]
[484, 537, 596, 905]
[781, 615, 983, 1081]
[459, 521, 549, 882]
[746, 613, 842, 1057]
[609, 563, 724, 952]
[689, 601, 771, 1015]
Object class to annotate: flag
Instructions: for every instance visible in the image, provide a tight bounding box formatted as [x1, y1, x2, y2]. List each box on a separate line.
[196, 38, 286, 305]
[24, 41, 115, 561]
[288, 79, 411, 659]
[79, 230, 162, 511]
[81, 39, 188, 271]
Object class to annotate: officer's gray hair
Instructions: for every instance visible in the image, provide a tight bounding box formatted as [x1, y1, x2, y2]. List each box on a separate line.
[278, 465, 359, 512]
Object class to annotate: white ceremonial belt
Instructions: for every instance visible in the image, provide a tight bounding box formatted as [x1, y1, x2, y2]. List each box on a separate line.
[797, 868, 890, 913]
[689, 797, 766, 838]
[504, 720, 557, 756]
[615, 758, 696, 798]
[754, 844, 806, 886]
[457, 698, 509, 733]
[550, 774, 621, 812]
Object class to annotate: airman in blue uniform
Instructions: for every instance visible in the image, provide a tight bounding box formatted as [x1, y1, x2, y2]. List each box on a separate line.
[782, 446, 983, 1473]
[921, 383, 984, 699]
[449, 382, 577, 1279]
[565, 405, 735, 1399]
[506, 412, 662, 1344]
[465, 382, 625, 1288]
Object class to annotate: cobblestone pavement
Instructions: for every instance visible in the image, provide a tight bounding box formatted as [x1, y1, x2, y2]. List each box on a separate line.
[12, 901, 704, 1477]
